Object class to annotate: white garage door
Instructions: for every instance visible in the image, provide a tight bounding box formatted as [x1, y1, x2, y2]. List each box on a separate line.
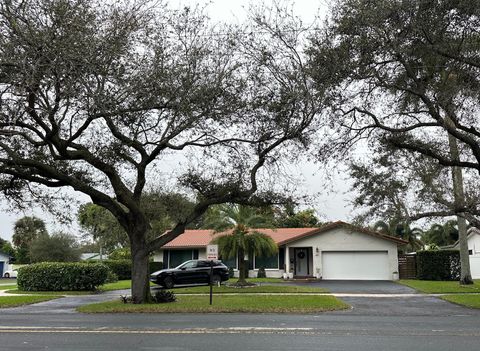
[322, 251, 390, 280]
[470, 257, 480, 279]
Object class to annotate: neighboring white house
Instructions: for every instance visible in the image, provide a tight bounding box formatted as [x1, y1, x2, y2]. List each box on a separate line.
[450, 228, 480, 279]
[153, 221, 407, 280]
[80, 253, 108, 261]
[0, 250, 10, 277]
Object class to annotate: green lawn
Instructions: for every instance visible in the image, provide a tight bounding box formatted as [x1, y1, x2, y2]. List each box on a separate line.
[399, 279, 480, 293]
[169, 285, 327, 294]
[441, 294, 480, 308]
[100, 278, 299, 292]
[0, 285, 18, 291]
[99, 280, 147, 291]
[78, 294, 348, 313]
[0, 295, 59, 308]
[6, 289, 94, 295]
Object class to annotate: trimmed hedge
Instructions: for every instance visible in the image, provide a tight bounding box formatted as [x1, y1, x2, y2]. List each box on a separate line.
[416, 250, 460, 281]
[17, 262, 109, 291]
[102, 260, 132, 280]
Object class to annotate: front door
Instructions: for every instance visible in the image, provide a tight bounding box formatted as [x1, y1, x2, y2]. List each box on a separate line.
[294, 248, 309, 276]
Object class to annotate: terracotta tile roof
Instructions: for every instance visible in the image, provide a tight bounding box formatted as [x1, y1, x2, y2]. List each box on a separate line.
[162, 221, 408, 248]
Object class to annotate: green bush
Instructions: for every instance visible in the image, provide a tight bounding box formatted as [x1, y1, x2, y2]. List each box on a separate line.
[17, 262, 109, 291]
[416, 250, 460, 281]
[102, 260, 132, 280]
[149, 261, 163, 274]
[228, 267, 235, 278]
[257, 267, 266, 278]
[105, 270, 119, 283]
[108, 248, 131, 260]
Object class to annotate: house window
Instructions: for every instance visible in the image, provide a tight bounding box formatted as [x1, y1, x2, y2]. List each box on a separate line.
[166, 249, 198, 268]
[221, 255, 237, 269]
[469, 249, 473, 256]
[254, 253, 279, 269]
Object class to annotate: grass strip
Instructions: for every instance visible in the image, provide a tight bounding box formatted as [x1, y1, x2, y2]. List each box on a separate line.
[6, 289, 94, 295]
[398, 279, 480, 293]
[441, 294, 480, 309]
[0, 285, 18, 291]
[99, 278, 288, 292]
[169, 285, 327, 294]
[78, 294, 348, 313]
[0, 295, 59, 308]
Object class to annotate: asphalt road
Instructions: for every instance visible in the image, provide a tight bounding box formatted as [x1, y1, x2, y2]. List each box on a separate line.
[0, 281, 479, 351]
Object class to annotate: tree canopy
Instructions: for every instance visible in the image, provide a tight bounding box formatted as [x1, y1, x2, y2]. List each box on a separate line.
[0, 0, 323, 302]
[29, 231, 80, 263]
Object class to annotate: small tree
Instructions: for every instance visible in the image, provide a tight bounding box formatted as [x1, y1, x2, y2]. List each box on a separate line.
[209, 205, 278, 286]
[29, 232, 80, 263]
[12, 216, 48, 263]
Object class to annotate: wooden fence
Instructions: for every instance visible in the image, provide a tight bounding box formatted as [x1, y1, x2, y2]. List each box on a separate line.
[398, 254, 417, 279]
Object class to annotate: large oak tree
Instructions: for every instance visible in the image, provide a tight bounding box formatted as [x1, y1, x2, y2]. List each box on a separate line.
[308, 0, 480, 284]
[0, 1, 323, 301]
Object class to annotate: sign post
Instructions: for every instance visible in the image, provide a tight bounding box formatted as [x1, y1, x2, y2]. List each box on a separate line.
[206, 245, 218, 305]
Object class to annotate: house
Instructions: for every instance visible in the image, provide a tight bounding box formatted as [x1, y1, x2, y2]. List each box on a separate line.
[153, 221, 408, 280]
[448, 227, 480, 279]
[80, 252, 108, 261]
[0, 250, 10, 277]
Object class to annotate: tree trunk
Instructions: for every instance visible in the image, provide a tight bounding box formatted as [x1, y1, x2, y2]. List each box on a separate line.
[447, 119, 473, 285]
[130, 238, 151, 303]
[237, 248, 247, 285]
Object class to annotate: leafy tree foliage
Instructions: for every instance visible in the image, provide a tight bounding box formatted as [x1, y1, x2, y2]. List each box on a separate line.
[0, 237, 15, 258]
[78, 192, 198, 251]
[12, 216, 48, 263]
[0, 1, 322, 302]
[29, 232, 80, 263]
[373, 220, 424, 253]
[308, 0, 480, 284]
[423, 220, 459, 247]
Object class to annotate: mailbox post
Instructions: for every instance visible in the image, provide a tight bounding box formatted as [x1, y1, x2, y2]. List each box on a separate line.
[206, 245, 218, 305]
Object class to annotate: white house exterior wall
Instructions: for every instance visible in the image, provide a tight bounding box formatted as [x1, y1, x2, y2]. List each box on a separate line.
[152, 227, 400, 280]
[0, 252, 9, 276]
[284, 227, 399, 280]
[467, 234, 480, 279]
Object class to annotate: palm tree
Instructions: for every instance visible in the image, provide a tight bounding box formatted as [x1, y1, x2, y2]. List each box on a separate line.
[423, 221, 460, 247]
[207, 204, 278, 286]
[373, 219, 424, 252]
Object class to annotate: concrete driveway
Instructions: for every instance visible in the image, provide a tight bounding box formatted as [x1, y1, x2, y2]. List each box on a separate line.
[285, 280, 480, 316]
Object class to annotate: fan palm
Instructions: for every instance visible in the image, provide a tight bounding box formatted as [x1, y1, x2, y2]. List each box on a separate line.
[373, 219, 424, 252]
[207, 204, 278, 286]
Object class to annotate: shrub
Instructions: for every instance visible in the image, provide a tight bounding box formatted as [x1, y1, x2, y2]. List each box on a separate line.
[108, 248, 131, 260]
[152, 290, 176, 303]
[105, 270, 119, 283]
[120, 291, 176, 304]
[102, 259, 132, 280]
[149, 261, 163, 274]
[416, 250, 460, 281]
[228, 267, 234, 278]
[257, 267, 266, 278]
[17, 262, 109, 291]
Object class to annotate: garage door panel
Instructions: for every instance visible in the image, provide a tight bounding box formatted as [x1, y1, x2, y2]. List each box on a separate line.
[322, 251, 390, 280]
[470, 257, 480, 279]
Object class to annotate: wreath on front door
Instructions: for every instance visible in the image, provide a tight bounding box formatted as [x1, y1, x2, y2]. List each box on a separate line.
[297, 251, 305, 259]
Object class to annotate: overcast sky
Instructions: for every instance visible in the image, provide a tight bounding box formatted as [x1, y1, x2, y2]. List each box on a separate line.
[0, 0, 357, 242]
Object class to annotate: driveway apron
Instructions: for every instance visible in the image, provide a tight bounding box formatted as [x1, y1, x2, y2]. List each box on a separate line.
[283, 280, 480, 316]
